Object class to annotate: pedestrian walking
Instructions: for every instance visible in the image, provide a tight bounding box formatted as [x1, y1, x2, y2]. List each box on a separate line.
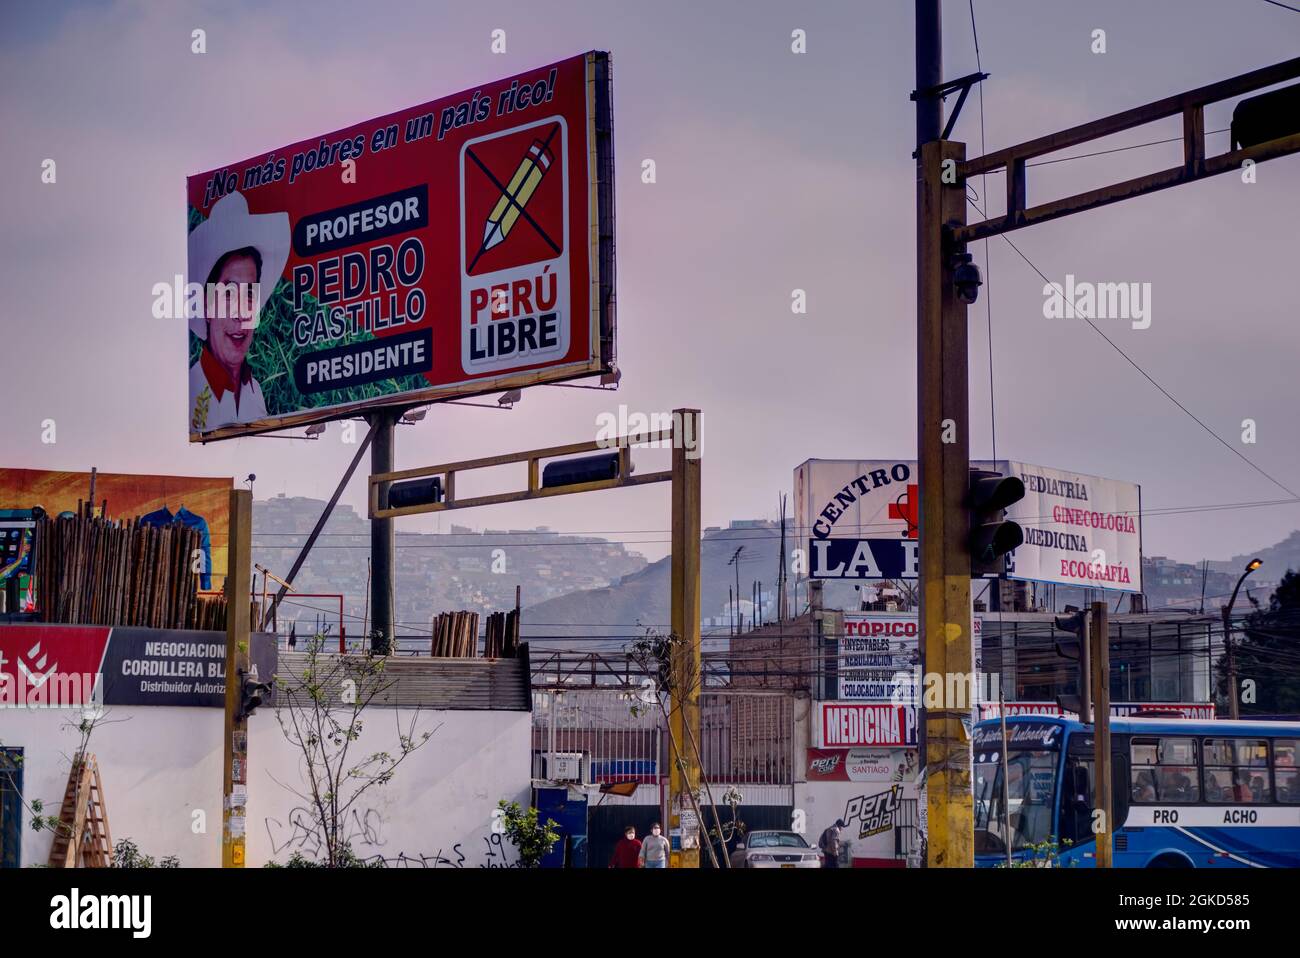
[639, 822, 670, 869]
[609, 825, 642, 868]
[818, 819, 844, 869]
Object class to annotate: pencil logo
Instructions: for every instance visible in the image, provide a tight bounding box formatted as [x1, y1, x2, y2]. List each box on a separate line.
[463, 120, 564, 276]
[471, 134, 555, 271]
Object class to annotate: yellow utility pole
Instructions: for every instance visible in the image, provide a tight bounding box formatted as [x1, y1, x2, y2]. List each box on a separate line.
[222, 488, 252, 867]
[917, 136, 975, 869]
[1090, 601, 1113, 868]
[669, 409, 702, 867]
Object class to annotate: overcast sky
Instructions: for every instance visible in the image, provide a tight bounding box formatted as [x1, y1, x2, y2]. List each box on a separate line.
[2, 0, 1298, 565]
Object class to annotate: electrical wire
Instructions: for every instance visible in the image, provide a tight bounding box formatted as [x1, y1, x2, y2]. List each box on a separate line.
[965, 192, 1300, 502]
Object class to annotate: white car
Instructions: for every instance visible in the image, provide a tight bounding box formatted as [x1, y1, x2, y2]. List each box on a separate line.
[729, 830, 822, 868]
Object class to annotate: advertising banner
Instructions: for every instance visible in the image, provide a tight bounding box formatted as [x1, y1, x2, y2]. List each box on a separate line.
[0, 469, 231, 588]
[1004, 460, 1142, 593]
[185, 52, 615, 441]
[794, 459, 1142, 592]
[0, 625, 276, 708]
[815, 702, 919, 748]
[807, 747, 919, 782]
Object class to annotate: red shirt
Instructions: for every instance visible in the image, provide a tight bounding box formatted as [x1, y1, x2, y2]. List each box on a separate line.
[610, 836, 642, 868]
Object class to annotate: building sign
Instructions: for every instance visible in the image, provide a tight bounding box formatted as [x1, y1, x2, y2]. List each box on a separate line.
[186, 52, 615, 441]
[1004, 461, 1142, 593]
[809, 538, 919, 579]
[815, 702, 918, 748]
[808, 747, 919, 782]
[0, 625, 276, 708]
[977, 701, 1215, 721]
[838, 613, 980, 703]
[794, 459, 1142, 592]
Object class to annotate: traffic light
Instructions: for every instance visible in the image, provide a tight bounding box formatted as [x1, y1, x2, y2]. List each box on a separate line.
[388, 476, 443, 509]
[542, 452, 621, 489]
[237, 668, 274, 721]
[966, 469, 1025, 576]
[1231, 82, 1300, 150]
[1053, 606, 1087, 660]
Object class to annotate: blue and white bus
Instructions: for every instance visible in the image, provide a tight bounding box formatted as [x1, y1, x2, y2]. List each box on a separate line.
[972, 714, 1300, 867]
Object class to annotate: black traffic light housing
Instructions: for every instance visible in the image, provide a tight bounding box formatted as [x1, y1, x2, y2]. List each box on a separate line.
[237, 668, 274, 721]
[966, 469, 1025, 577]
[1231, 82, 1300, 150]
[1053, 606, 1087, 660]
[387, 476, 443, 510]
[542, 452, 621, 489]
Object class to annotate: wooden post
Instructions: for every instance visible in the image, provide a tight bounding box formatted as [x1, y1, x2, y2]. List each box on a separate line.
[918, 136, 974, 868]
[1090, 600, 1113, 868]
[222, 488, 252, 868]
[669, 409, 701, 867]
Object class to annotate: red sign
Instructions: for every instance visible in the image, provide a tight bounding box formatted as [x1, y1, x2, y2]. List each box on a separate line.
[816, 703, 918, 747]
[0, 625, 111, 706]
[186, 52, 614, 440]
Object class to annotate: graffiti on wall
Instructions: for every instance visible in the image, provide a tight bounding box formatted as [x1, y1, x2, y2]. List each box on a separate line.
[263, 806, 521, 868]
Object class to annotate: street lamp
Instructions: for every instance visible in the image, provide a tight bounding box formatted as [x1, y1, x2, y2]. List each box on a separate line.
[1221, 558, 1263, 719]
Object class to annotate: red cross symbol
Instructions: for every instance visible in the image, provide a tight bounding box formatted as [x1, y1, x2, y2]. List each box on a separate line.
[889, 484, 919, 539]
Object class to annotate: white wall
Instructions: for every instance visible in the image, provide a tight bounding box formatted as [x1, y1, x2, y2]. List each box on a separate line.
[5, 704, 531, 868]
[795, 776, 919, 865]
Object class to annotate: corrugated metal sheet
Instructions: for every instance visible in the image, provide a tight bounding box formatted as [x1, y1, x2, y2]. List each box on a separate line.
[276, 652, 530, 711]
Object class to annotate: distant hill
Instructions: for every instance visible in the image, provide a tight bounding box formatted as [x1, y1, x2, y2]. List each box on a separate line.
[1211, 529, 1300, 583]
[520, 522, 792, 651]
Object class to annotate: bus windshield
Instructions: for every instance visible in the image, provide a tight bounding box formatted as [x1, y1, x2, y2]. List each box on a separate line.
[973, 747, 1059, 854]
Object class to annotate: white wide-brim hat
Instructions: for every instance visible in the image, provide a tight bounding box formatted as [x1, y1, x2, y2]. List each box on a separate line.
[188, 191, 290, 340]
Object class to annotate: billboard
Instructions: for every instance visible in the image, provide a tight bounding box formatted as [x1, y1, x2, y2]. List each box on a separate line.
[793, 459, 1142, 593]
[0, 625, 277, 708]
[185, 52, 615, 441]
[0, 469, 231, 588]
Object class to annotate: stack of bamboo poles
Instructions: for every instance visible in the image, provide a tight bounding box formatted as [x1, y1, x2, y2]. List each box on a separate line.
[430, 611, 479, 657]
[33, 511, 218, 630]
[482, 609, 520, 659]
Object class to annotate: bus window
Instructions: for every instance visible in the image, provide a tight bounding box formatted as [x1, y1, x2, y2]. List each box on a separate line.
[1130, 737, 1199, 803]
[1205, 739, 1270, 804]
[1276, 739, 1299, 804]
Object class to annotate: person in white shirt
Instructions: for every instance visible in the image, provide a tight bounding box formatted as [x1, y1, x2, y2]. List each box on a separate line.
[639, 822, 670, 868]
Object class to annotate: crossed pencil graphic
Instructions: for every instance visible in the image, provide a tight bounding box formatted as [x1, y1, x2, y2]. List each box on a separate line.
[467, 122, 561, 274]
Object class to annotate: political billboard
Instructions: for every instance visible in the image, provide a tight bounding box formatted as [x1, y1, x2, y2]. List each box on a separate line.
[793, 458, 1142, 593]
[185, 52, 615, 441]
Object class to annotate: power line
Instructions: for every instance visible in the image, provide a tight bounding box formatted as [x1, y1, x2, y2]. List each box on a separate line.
[1259, 0, 1300, 14]
[966, 193, 1300, 501]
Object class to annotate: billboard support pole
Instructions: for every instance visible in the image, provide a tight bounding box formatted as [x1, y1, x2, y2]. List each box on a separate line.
[222, 488, 252, 867]
[369, 410, 398, 654]
[266, 424, 376, 629]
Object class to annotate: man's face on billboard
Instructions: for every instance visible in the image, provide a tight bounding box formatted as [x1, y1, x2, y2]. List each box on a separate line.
[208, 253, 260, 371]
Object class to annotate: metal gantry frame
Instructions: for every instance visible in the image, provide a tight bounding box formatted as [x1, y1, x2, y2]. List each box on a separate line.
[915, 0, 1300, 870]
[366, 408, 703, 866]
